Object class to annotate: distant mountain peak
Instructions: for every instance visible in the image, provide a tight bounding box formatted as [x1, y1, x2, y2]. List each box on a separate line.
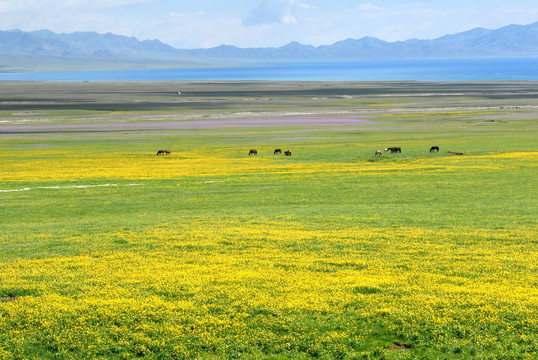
[1, 22, 537, 71]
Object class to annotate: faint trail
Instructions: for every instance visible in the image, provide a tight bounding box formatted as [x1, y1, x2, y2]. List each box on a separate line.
[0, 183, 142, 193]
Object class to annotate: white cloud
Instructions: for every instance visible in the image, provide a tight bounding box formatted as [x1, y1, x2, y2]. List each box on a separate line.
[242, 0, 299, 26]
[170, 11, 205, 18]
[358, 3, 381, 11]
[297, 3, 314, 10]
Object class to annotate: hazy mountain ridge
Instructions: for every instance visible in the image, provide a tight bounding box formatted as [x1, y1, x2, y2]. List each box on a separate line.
[1, 22, 537, 71]
[0, 29, 179, 59]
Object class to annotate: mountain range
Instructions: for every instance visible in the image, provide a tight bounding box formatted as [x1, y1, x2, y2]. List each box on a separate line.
[1, 22, 537, 72]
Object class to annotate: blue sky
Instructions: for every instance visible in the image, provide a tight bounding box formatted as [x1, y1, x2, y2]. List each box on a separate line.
[1, 0, 537, 48]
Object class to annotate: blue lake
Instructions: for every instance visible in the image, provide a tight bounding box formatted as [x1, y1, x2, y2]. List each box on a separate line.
[1, 58, 537, 81]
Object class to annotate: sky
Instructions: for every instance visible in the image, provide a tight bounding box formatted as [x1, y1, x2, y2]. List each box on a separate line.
[1, 0, 537, 49]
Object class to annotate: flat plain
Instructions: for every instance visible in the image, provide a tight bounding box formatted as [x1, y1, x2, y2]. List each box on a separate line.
[0, 81, 537, 359]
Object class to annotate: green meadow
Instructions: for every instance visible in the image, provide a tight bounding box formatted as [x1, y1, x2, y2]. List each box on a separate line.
[0, 81, 537, 359]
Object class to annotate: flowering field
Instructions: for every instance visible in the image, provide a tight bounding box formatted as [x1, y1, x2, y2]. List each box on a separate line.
[0, 81, 537, 359]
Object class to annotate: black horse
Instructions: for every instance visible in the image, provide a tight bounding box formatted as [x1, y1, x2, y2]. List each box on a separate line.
[385, 147, 401, 153]
[157, 149, 171, 155]
[274, 149, 282, 154]
[157, 150, 165, 155]
[284, 150, 292, 156]
[430, 146, 439, 152]
[249, 149, 258, 156]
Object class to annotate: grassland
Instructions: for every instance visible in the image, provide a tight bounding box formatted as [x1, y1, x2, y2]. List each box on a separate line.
[0, 81, 537, 359]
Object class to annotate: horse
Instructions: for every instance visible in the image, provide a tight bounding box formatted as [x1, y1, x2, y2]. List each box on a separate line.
[384, 147, 401, 153]
[284, 150, 292, 156]
[375, 150, 382, 156]
[430, 146, 439, 152]
[249, 149, 257, 156]
[274, 149, 282, 154]
[156, 150, 165, 155]
[164, 149, 171, 155]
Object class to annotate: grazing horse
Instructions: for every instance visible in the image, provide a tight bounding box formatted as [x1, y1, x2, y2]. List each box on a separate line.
[164, 149, 171, 155]
[384, 147, 401, 153]
[274, 149, 282, 154]
[249, 149, 257, 156]
[430, 146, 439, 152]
[284, 150, 292, 156]
[375, 149, 382, 156]
[157, 150, 165, 155]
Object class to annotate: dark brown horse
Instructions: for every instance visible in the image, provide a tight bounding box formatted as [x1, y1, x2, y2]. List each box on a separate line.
[284, 150, 292, 156]
[157, 150, 165, 155]
[430, 146, 439, 152]
[274, 149, 282, 154]
[249, 149, 257, 156]
[384, 147, 401, 153]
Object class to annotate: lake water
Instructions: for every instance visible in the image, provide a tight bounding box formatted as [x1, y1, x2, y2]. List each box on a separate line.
[1, 58, 537, 81]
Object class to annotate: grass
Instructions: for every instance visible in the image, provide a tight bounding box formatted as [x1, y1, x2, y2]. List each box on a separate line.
[0, 81, 537, 359]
